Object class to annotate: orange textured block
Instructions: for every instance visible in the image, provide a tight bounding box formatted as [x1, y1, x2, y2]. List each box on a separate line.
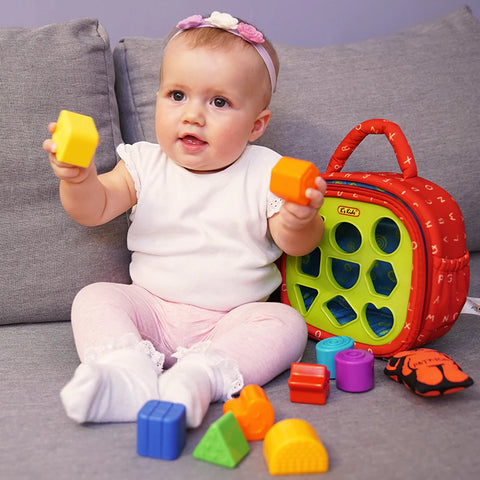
[288, 362, 330, 405]
[263, 419, 329, 475]
[270, 156, 320, 205]
[223, 385, 275, 441]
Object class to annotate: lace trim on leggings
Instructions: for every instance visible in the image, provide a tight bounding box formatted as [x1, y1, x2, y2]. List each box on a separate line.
[83, 333, 165, 374]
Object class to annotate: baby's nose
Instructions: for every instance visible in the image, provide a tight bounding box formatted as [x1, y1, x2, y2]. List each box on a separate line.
[182, 101, 205, 125]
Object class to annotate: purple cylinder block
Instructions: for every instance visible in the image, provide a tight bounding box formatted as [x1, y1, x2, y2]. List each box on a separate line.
[335, 349, 374, 392]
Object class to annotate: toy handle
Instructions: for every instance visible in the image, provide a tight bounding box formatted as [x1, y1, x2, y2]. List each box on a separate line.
[326, 119, 418, 179]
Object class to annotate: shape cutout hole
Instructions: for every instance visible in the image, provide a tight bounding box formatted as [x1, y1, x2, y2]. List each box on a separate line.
[331, 258, 360, 289]
[366, 303, 394, 337]
[300, 248, 321, 277]
[335, 222, 361, 253]
[369, 260, 397, 296]
[326, 296, 357, 325]
[298, 285, 318, 312]
[375, 218, 400, 254]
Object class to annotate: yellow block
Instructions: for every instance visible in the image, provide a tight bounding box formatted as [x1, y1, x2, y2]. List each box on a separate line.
[52, 110, 99, 168]
[263, 419, 328, 475]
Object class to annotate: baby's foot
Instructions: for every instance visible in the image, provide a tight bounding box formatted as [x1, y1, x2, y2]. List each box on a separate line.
[61, 347, 161, 423]
[159, 362, 213, 428]
[159, 346, 243, 428]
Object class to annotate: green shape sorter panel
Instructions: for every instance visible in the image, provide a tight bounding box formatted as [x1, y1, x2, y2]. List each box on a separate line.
[286, 196, 413, 346]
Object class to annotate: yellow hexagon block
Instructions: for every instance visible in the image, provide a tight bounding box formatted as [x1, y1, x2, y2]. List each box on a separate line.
[52, 110, 99, 168]
[263, 419, 328, 475]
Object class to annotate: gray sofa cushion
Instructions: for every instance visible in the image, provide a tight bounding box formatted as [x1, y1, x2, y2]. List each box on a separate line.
[0, 18, 131, 325]
[113, 6, 480, 252]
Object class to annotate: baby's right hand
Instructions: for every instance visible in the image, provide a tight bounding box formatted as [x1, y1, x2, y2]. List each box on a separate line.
[43, 122, 95, 183]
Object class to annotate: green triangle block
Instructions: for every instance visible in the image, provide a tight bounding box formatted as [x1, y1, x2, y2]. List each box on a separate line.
[193, 412, 250, 468]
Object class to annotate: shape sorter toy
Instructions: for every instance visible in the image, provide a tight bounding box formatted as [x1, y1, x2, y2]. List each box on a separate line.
[223, 385, 274, 441]
[193, 412, 250, 468]
[288, 362, 330, 405]
[263, 419, 328, 475]
[281, 119, 469, 357]
[137, 400, 186, 460]
[52, 110, 99, 168]
[270, 156, 320, 206]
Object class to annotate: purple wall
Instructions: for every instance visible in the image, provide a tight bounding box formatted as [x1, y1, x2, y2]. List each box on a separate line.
[1, 0, 479, 48]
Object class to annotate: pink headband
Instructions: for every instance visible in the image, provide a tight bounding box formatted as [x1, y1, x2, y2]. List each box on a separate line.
[170, 12, 277, 94]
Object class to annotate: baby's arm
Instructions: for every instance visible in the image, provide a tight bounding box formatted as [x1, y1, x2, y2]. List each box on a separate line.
[268, 176, 327, 257]
[43, 122, 136, 226]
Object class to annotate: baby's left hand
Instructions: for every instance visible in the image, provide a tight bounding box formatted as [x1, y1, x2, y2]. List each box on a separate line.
[278, 176, 327, 231]
[269, 176, 327, 256]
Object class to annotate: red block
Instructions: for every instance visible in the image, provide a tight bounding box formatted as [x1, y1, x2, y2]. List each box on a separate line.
[288, 363, 330, 405]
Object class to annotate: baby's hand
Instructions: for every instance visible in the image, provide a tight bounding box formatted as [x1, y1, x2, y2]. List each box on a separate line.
[43, 122, 94, 184]
[279, 176, 327, 230]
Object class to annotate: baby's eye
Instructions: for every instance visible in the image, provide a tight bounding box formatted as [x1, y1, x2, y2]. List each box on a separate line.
[212, 97, 229, 108]
[170, 91, 185, 102]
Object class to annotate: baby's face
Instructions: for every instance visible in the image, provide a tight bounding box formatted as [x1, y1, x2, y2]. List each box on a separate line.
[155, 36, 270, 173]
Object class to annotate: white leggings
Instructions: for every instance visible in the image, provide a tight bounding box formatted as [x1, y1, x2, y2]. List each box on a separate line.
[71, 282, 308, 386]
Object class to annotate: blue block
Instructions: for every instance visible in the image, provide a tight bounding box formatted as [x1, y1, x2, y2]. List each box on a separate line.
[137, 400, 186, 460]
[316, 336, 354, 379]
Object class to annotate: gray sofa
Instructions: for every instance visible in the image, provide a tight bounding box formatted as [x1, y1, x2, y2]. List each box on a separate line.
[1, 7, 479, 479]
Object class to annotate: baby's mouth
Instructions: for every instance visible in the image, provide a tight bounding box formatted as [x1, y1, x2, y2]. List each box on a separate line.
[181, 135, 207, 146]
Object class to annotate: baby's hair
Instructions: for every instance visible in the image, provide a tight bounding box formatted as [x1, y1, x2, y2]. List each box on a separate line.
[163, 17, 279, 105]
[174, 24, 279, 80]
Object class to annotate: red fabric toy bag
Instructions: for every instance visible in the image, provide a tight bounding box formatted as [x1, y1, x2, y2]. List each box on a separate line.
[281, 119, 469, 357]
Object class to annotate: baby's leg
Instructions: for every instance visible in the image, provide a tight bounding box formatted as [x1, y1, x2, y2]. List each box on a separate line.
[159, 302, 307, 428]
[210, 302, 308, 386]
[61, 282, 164, 423]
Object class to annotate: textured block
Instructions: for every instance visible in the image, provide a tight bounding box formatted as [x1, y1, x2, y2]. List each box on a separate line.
[335, 349, 374, 392]
[52, 110, 99, 167]
[270, 156, 319, 206]
[193, 412, 249, 468]
[223, 384, 274, 441]
[137, 400, 186, 460]
[288, 362, 330, 405]
[316, 336, 355, 379]
[263, 419, 329, 475]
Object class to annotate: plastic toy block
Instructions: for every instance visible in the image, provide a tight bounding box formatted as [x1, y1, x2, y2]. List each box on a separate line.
[270, 156, 320, 206]
[335, 349, 375, 392]
[223, 384, 275, 441]
[263, 419, 329, 475]
[316, 336, 355, 379]
[193, 412, 250, 468]
[52, 110, 99, 168]
[288, 362, 330, 405]
[137, 400, 186, 460]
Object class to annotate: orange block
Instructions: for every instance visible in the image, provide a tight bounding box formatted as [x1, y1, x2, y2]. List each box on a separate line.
[270, 156, 320, 205]
[223, 385, 274, 441]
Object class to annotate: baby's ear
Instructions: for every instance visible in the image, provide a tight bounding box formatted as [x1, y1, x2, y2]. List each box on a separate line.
[249, 109, 271, 142]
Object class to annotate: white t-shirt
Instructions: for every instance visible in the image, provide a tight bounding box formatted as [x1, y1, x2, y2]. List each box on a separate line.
[118, 142, 284, 311]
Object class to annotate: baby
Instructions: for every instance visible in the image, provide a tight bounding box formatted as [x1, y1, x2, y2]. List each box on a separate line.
[43, 11, 327, 428]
